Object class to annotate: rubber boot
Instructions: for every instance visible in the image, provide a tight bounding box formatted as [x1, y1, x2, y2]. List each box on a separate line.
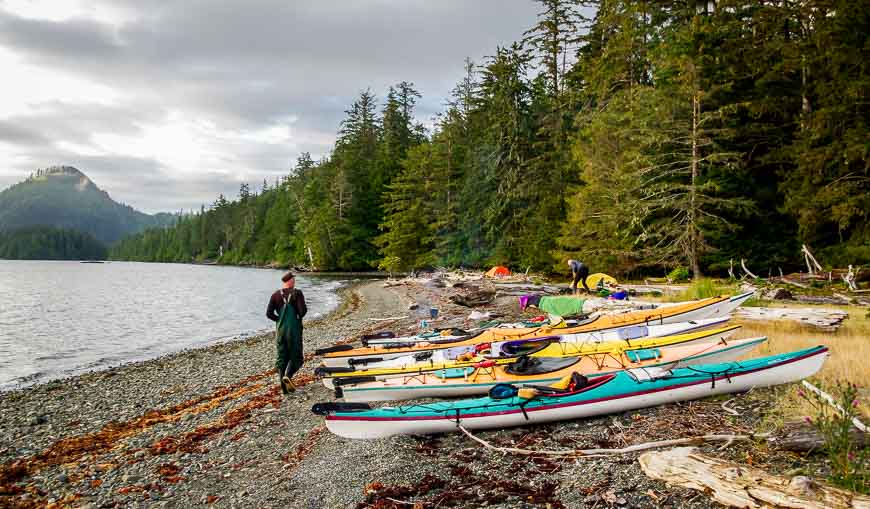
[278, 374, 289, 395]
[282, 369, 296, 392]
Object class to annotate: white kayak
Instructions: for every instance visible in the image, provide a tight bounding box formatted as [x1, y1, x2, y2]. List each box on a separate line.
[337, 336, 768, 403]
[314, 345, 828, 439]
[354, 317, 729, 372]
[319, 323, 740, 390]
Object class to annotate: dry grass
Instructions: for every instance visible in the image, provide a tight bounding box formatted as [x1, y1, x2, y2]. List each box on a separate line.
[732, 303, 870, 423]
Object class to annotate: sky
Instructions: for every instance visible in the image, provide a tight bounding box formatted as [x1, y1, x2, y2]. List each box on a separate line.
[0, 0, 540, 213]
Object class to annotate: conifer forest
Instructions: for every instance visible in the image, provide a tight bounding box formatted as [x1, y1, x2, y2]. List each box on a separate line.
[111, 1, 870, 277]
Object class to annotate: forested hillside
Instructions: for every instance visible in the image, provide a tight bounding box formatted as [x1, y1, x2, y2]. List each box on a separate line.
[111, 1, 869, 276]
[0, 166, 176, 244]
[0, 226, 107, 260]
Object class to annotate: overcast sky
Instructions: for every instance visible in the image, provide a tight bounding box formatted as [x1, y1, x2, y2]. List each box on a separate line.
[0, 0, 540, 213]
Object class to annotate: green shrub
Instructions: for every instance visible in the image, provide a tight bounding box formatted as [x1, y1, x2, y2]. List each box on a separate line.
[667, 266, 690, 282]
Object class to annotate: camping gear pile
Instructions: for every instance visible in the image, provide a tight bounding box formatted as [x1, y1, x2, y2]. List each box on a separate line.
[311, 289, 829, 439]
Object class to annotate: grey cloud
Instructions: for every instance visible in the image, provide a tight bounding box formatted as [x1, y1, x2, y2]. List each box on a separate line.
[0, 122, 49, 145]
[0, 12, 120, 59]
[1, 102, 158, 146]
[0, 0, 540, 211]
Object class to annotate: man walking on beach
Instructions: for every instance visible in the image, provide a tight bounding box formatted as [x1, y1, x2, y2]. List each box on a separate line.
[267, 272, 307, 394]
[567, 259, 590, 295]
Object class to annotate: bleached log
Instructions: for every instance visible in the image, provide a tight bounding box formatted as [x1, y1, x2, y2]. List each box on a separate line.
[491, 283, 563, 295]
[774, 420, 869, 453]
[803, 244, 824, 275]
[843, 266, 859, 292]
[638, 447, 870, 509]
[741, 259, 759, 279]
[802, 381, 868, 433]
[795, 294, 851, 305]
[735, 307, 848, 331]
[778, 277, 811, 289]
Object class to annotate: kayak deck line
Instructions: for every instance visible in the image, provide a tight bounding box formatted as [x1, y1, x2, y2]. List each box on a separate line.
[325, 346, 828, 422]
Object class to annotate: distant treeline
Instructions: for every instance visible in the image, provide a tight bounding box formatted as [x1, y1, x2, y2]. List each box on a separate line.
[111, 1, 869, 276]
[0, 226, 107, 260]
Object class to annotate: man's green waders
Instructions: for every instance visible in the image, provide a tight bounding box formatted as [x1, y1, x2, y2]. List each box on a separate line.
[275, 292, 303, 384]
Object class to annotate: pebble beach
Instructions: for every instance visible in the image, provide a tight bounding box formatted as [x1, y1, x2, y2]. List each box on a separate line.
[0, 280, 819, 508]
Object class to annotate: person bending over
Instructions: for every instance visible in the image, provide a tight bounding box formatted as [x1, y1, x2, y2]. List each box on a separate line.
[567, 259, 590, 295]
[266, 271, 307, 394]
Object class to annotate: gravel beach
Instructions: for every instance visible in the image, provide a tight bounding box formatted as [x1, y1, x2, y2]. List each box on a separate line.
[0, 280, 819, 508]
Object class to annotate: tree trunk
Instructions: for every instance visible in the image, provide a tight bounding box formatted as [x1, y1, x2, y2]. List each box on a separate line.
[689, 91, 702, 278]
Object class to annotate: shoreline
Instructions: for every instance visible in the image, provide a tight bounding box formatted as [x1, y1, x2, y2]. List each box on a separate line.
[0, 279, 852, 508]
[105, 257, 403, 278]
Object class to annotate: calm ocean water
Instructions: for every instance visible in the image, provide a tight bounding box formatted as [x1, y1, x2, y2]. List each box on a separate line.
[0, 261, 344, 390]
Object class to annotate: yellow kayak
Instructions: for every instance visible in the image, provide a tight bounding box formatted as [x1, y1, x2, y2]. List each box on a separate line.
[318, 292, 753, 367]
[321, 325, 741, 387]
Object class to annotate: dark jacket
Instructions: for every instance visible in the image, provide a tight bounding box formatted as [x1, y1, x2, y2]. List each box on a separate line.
[266, 288, 307, 322]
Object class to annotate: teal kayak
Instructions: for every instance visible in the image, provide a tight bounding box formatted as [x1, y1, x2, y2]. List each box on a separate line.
[313, 346, 828, 439]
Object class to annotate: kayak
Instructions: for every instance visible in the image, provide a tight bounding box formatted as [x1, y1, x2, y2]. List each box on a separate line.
[318, 292, 754, 367]
[346, 317, 730, 371]
[313, 345, 827, 439]
[360, 317, 567, 347]
[319, 325, 742, 389]
[361, 302, 708, 347]
[335, 336, 768, 402]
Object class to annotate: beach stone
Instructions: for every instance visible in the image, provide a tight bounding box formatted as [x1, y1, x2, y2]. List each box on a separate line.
[764, 288, 793, 300]
[424, 278, 446, 288]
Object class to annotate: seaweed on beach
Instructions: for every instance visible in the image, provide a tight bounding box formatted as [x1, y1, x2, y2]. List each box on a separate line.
[0, 370, 276, 506]
[281, 425, 325, 471]
[150, 384, 284, 455]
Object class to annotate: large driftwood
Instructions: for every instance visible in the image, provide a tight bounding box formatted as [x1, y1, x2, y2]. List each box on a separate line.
[773, 420, 869, 453]
[449, 288, 496, 307]
[795, 294, 852, 305]
[490, 282, 564, 296]
[742, 258, 760, 279]
[639, 447, 870, 509]
[803, 244, 824, 276]
[735, 306, 848, 331]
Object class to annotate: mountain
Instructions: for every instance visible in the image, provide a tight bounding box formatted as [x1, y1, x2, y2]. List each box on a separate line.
[0, 166, 175, 244]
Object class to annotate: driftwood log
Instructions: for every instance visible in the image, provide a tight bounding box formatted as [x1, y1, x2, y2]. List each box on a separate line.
[639, 446, 870, 509]
[490, 282, 564, 296]
[449, 288, 496, 307]
[795, 294, 852, 305]
[772, 420, 869, 453]
[735, 306, 848, 331]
